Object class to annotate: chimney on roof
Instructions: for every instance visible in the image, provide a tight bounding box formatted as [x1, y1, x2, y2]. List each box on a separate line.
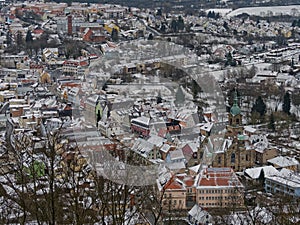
[67, 15, 72, 36]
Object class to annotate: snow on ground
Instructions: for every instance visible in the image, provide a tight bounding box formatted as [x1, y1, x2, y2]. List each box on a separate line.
[227, 5, 300, 18]
[291, 104, 300, 119]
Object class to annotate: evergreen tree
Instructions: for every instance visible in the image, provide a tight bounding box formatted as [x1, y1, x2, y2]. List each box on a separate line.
[282, 92, 291, 115]
[207, 11, 212, 18]
[268, 113, 276, 131]
[177, 16, 184, 31]
[25, 30, 33, 43]
[156, 8, 162, 16]
[25, 30, 33, 56]
[96, 110, 101, 127]
[157, 91, 162, 104]
[148, 33, 154, 40]
[223, 21, 229, 30]
[191, 80, 202, 100]
[111, 28, 118, 42]
[171, 19, 178, 32]
[16, 31, 24, 52]
[252, 96, 266, 117]
[6, 31, 12, 46]
[160, 24, 166, 33]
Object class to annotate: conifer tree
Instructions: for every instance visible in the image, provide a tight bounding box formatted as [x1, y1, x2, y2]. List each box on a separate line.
[268, 113, 276, 131]
[282, 92, 291, 115]
[252, 96, 266, 117]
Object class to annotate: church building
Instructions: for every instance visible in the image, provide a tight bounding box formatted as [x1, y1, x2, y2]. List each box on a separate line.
[212, 90, 278, 171]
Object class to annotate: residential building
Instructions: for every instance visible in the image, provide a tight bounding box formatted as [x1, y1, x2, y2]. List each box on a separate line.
[62, 58, 89, 76]
[196, 167, 244, 208]
[130, 116, 150, 137]
[162, 176, 187, 210]
[267, 156, 299, 171]
[84, 95, 105, 126]
[98, 120, 122, 138]
[188, 204, 213, 225]
[82, 28, 106, 43]
[265, 169, 300, 197]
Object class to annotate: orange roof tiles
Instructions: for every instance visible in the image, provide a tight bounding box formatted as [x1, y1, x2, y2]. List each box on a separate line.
[198, 168, 240, 187]
[165, 180, 183, 190]
[185, 179, 195, 187]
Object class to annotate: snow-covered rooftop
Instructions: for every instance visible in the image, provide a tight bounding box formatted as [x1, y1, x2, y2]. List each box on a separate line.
[267, 156, 299, 168]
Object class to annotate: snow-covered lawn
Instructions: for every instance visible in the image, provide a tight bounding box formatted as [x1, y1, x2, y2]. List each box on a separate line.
[227, 5, 300, 18]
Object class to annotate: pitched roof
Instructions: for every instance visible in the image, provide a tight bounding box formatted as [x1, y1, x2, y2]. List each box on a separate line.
[164, 177, 186, 190]
[188, 204, 212, 223]
[267, 156, 299, 168]
[169, 149, 185, 161]
[197, 167, 243, 188]
[244, 166, 278, 179]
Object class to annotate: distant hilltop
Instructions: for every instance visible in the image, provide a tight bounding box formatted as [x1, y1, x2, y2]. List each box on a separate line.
[226, 5, 300, 18]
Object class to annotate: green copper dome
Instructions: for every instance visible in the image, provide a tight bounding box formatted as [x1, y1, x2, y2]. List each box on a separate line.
[230, 90, 241, 116]
[230, 105, 241, 116]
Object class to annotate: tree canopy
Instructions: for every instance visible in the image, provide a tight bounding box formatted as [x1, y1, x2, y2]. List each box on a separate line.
[282, 92, 291, 115]
[252, 96, 266, 117]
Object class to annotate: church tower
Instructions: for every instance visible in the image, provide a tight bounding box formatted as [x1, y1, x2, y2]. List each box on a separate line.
[227, 90, 243, 134]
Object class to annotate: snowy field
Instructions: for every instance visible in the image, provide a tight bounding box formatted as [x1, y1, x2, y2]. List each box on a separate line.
[226, 5, 300, 17]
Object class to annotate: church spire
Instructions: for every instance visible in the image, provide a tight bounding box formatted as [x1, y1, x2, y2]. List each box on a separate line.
[230, 89, 241, 116]
[233, 89, 238, 107]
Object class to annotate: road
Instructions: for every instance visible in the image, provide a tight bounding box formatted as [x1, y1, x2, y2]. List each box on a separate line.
[85, 43, 103, 57]
[140, 19, 162, 36]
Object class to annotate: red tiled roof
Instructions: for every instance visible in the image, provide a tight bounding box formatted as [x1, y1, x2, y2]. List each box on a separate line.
[185, 179, 194, 187]
[61, 83, 81, 88]
[165, 180, 184, 190]
[21, 79, 35, 84]
[182, 144, 193, 156]
[158, 128, 167, 138]
[33, 29, 44, 34]
[199, 177, 231, 186]
[79, 60, 88, 67]
[198, 168, 239, 187]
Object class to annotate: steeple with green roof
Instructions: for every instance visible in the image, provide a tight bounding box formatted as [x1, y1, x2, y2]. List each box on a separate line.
[228, 89, 243, 131]
[230, 90, 241, 116]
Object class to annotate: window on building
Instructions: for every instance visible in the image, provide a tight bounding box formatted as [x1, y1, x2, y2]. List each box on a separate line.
[231, 153, 235, 163]
[246, 154, 249, 161]
[218, 156, 221, 164]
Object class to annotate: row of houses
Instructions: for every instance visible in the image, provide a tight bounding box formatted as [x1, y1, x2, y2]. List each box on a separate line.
[158, 167, 244, 210]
